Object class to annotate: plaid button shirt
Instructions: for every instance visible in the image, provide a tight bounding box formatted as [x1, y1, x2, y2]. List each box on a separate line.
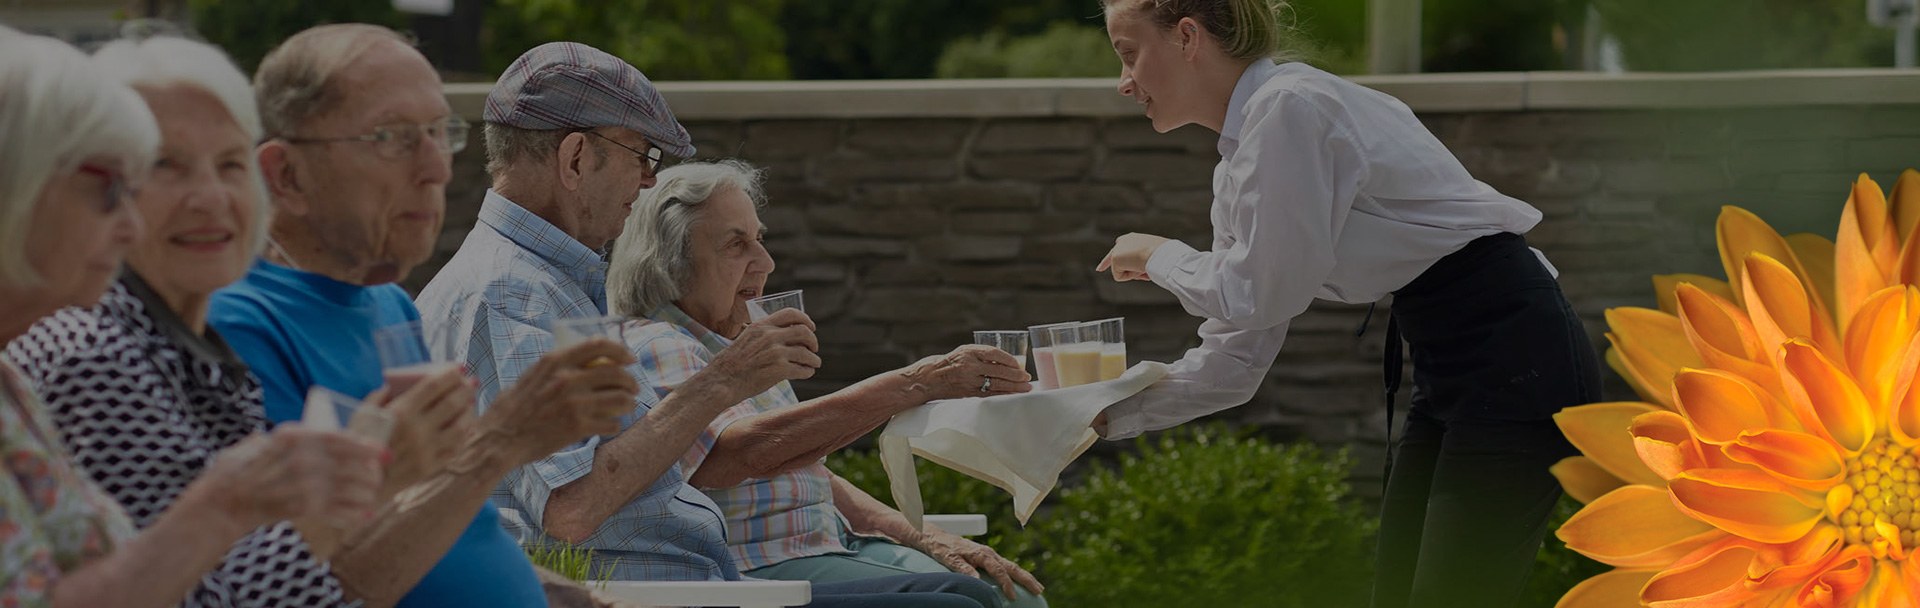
[636, 305, 856, 572]
[415, 191, 738, 581]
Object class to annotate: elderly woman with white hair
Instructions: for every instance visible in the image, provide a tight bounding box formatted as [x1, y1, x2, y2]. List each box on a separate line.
[0, 29, 383, 608]
[609, 160, 1048, 607]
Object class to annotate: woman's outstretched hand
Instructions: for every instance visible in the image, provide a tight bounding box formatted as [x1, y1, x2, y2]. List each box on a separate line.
[1096, 232, 1172, 282]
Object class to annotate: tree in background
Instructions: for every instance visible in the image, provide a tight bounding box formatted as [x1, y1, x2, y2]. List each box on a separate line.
[934, 22, 1117, 78]
[189, 0, 406, 71]
[483, 0, 790, 80]
[1593, 0, 1892, 71]
[782, 0, 1096, 80]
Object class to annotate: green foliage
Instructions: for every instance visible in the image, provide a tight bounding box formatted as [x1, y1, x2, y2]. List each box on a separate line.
[781, 0, 1099, 79]
[1520, 494, 1609, 608]
[188, 0, 405, 71]
[525, 541, 615, 585]
[831, 424, 1377, 607]
[934, 23, 1118, 79]
[1594, 0, 1894, 70]
[829, 441, 1045, 572]
[484, 0, 791, 80]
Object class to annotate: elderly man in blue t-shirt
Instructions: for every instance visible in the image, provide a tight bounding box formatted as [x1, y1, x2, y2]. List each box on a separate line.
[209, 24, 642, 607]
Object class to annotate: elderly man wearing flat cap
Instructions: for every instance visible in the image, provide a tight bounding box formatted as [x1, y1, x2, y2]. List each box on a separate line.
[416, 43, 999, 607]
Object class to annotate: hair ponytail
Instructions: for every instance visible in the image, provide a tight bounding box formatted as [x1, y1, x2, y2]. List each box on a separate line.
[1104, 0, 1297, 62]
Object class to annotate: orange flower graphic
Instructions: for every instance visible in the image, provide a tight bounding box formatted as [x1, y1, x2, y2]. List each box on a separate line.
[1555, 170, 1920, 607]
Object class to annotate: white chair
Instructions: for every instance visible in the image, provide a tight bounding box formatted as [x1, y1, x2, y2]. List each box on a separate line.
[596, 513, 992, 608]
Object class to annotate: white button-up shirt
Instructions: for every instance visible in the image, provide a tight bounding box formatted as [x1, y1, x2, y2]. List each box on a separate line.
[1102, 60, 1549, 439]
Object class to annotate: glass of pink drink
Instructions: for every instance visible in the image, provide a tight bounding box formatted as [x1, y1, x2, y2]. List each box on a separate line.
[1027, 321, 1080, 391]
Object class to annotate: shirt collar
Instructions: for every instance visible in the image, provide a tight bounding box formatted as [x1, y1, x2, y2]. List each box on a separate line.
[478, 189, 610, 308]
[645, 303, 732, 355]
[1218, 59, 1285, 158]
[120, 271, 246, 369]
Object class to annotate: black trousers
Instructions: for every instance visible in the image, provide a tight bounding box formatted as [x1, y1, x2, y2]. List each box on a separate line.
[1369, 233, 1603, 608]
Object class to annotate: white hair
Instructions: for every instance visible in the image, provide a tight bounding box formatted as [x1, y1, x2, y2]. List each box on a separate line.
[0, 29, 160, 287]
[92, 35, 273, 256]
[609, 160, 767, 318]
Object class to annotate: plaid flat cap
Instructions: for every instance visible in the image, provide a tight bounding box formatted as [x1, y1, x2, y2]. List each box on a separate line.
[485, 41, 695, 158]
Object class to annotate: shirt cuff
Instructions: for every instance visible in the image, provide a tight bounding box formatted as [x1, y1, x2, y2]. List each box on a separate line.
[516, 435, 603, 524]
[1100, 398, 1148, 441]
[1145, 239, 1197, 289]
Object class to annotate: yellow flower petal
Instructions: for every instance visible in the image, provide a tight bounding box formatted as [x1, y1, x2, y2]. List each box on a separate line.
[1676, 284, 1781, 397]
[1861, 559, 1916, 608]
[1672, 369, 1788, 445]
[1743, 252, 1842, 367]
[1747, 523, 1845, 592]
[1787, 232, 1840, 321]
[1654, 274, 1736, 317]
[1838, 174, 1898, 333]
[1555, 569, 1658, 608]
[1888, 332, 1920, 446]
[1551, 456, 1627, 505]
[1608, 306, 1704, 410]
[1669, 469, 1824, 544]
[1608, 346, 1669, 408]
[1643, 540, 1764, 607]
[1719, 206, 1813, 310]
[1784, 545, 1873, 608]
[1843, 286, 1920, 413]
[1556, 402, 1667, 487]
[1779, 339, 1877, 455]
[1892, 168, 1920, 243]
[1632, 410, 1709, 481]
[1557, 484, 1726, 568]
[1721, 429, 1846, 492]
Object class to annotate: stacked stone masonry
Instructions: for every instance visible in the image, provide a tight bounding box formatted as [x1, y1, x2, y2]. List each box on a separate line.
[413, 99, 1920, 489]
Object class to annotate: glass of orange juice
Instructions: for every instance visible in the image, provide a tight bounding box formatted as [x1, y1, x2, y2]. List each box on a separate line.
[1046, 323, 1103, 388]
[1089, 317, 1127, 381]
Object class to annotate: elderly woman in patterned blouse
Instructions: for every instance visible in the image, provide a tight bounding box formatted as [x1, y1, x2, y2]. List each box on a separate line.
[607, 161, 1048, 607]
[2, 33, 411, 607]
[0, 29, 384, 608]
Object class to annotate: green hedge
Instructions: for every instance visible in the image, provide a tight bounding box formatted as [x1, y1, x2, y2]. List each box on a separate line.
[830, 424, 1378, 607]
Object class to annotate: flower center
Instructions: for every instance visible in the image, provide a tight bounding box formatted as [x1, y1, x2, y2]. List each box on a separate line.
[1834, 439, 1920, 551]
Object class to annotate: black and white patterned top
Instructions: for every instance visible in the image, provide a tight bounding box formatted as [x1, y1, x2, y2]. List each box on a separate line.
[3, 274, 355, 607]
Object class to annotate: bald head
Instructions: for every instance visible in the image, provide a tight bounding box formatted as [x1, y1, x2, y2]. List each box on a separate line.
[254, 23, 422, 139]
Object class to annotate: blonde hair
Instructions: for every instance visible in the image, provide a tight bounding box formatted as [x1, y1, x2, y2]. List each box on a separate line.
[93, 35, 273, 257]
[0, 29, 161, 287]
[608, 160, 767, 318]
[253, 23, 414, 139]
[1105, 0, 1298, 61]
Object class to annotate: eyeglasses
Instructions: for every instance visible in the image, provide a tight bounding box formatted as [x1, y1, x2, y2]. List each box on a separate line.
[283, 117, 470, 159]
[74, 164, 136, 214]
[585, 131, 665, 175]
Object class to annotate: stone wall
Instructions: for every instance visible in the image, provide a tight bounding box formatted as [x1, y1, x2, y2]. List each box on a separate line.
[412, 74, 1920, 489]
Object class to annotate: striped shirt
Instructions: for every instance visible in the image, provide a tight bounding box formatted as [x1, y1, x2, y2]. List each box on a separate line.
[637, 305, 855, 571]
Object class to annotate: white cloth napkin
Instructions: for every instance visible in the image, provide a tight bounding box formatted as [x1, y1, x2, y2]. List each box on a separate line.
[880, 361, 1169, 530]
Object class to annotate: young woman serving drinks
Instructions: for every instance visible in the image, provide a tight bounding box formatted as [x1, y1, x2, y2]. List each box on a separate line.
[1087, 2, 1601, 606]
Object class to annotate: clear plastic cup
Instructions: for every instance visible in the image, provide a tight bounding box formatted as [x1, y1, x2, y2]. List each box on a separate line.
[547, 315, 628, 368]
[1027, 321, 1080, 391]
[1047, 323, 1103, 388]
[746, 289, 805, 322]
[1089, 317, 1126, 381]
[374, 320, 460, 395]
[972, 330, 1030, 369]
[302, 386, 395, 445]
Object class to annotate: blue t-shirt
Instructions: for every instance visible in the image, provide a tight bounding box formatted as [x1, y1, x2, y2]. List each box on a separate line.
[209, 259, 548, 608]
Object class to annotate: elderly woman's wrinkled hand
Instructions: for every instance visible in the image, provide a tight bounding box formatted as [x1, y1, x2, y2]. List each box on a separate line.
[706, 307, 822, 402]
[200, 425, 385, 529]
[484, 338, 640, 466]
[371, 365, 477, 493]
[899, 344, 1033, 404]
[910, 529, 1046, 601]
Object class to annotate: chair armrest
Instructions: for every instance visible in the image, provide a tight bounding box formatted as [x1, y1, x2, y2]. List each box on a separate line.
[925, 514, 989, 537]
[595, 580, 811, 608]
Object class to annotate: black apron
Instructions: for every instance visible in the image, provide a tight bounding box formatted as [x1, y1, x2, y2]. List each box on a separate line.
[1376, 232, 1601, 481]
